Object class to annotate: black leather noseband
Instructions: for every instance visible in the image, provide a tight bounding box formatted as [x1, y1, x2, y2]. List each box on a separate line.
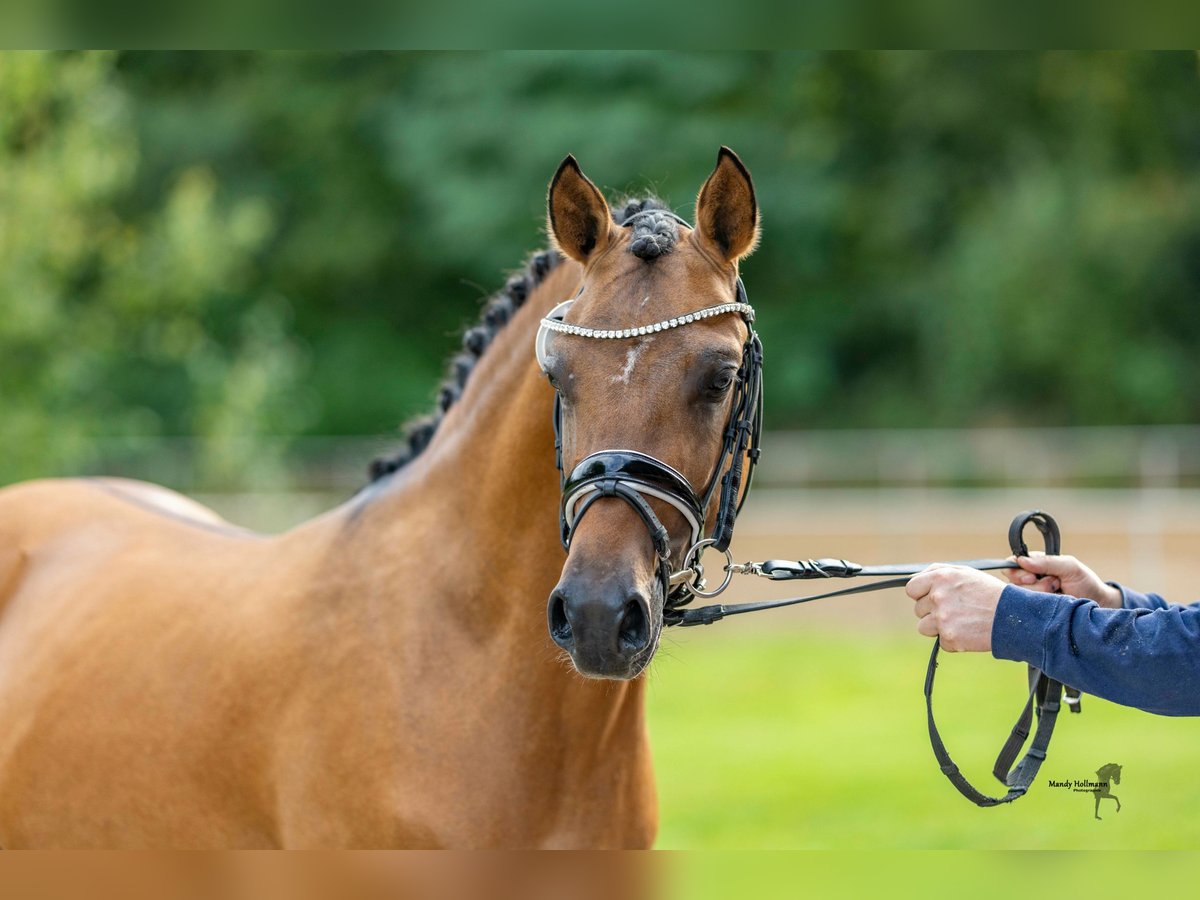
[562, 450, 704, 551]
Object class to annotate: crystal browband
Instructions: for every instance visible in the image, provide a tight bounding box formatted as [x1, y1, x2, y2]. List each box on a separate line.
[539, 301, 755, 340]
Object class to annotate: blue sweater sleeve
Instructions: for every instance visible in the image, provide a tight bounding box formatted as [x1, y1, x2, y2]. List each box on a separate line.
[1108, 582, 1173, 611]
[991, 584, 1200, 716]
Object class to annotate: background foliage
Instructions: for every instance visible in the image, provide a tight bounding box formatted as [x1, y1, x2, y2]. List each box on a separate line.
[4, 51, 1200, 485]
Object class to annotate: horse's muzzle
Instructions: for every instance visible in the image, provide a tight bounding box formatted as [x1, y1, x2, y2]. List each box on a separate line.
[548, 576, 656, 680]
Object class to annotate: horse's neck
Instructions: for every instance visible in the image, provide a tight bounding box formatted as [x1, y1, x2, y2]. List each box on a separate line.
[267, 259, 655, 844]
[350, 259, 580, 616]
[310, 260, 653, 840]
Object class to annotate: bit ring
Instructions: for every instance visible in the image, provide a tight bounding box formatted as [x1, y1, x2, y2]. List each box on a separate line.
[681, 539, 735, 599]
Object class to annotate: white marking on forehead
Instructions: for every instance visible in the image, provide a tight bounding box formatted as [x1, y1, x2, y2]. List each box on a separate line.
[611, 336, 654, 385]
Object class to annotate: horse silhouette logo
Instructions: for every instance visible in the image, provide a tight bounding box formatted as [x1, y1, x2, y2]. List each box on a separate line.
[1091, 763, 1122, 820]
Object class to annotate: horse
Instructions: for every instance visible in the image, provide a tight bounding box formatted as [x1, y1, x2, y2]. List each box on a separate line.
[0, 148, 761, 848]
[1092, 763, 1122, 820]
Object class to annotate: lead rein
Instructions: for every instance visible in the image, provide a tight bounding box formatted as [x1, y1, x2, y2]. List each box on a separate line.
[664, 508, 1061, 629]
[664, 508, 1082, 809]
[665, 555, 1019, 627]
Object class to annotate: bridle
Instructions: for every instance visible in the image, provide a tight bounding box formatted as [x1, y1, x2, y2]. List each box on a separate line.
[533, 215, 1080, 810]
[535, 210, 763, 613]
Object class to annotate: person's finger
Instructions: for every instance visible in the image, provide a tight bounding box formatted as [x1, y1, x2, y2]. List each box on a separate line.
[917, 614, 938, 638]
[912, 596, 933, 619]
[905, 572, 930, 601]
[1016, 575, 1061, 594]
[905, 563, 949, 600]
[1005, 568, 1039, 585]
[1015, 553, 1078, 578]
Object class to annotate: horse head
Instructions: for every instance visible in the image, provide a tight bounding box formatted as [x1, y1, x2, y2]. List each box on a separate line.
[540, 148, 760, 679]
[1097, 763, 1123, 785]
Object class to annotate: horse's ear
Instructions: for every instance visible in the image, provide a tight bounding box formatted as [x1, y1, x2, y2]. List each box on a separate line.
[694, 146, 759, 263]
[547, 155, 614, 264]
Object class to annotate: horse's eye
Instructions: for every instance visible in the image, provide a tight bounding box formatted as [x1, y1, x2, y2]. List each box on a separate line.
[705, 369, 736, 399]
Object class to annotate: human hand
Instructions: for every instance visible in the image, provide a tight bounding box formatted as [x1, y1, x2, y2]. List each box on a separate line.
[1005, 553, 1122, 609]
[905, 564, 1007, 653]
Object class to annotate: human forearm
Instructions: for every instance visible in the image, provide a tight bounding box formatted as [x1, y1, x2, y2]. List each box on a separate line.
[992, 584, 1200, 716]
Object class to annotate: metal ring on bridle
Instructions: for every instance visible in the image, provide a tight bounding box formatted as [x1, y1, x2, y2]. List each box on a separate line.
[680, 538, 734, 599]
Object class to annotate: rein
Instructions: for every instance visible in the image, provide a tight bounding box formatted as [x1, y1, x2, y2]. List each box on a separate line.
[534, 218, 1081, 809]
[669, 508, 1082, 808]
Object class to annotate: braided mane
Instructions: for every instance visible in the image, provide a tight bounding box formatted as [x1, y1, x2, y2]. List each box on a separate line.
[368, 198, 673, 481]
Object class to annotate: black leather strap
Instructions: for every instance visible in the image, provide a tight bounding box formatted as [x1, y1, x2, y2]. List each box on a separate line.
[756, 556, 1018, 581]
[561, 449, 705, 550]
[704, 331, 763, 552]
[570, 479, 674, 605]
[665, 574, 915, 626]
[924, 638, 1063, 806]
[668, 559, 1018, 625]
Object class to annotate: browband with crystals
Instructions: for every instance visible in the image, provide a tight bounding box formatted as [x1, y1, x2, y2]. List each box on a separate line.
[535, 299, 755, 370]
[540, 302, 754, 340]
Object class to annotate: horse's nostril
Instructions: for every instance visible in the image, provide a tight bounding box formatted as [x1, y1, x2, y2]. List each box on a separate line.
[548, 592, 573, 648]
[618, 597, 650, 652]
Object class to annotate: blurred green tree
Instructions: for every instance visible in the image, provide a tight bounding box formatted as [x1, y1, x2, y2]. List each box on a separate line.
[0, 51, 307, 486]
[4, 52, 1200, 487]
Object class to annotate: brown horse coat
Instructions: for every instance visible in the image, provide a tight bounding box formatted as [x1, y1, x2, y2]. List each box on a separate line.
[0, 148, 760, 848]
[0, 258, 656, 849]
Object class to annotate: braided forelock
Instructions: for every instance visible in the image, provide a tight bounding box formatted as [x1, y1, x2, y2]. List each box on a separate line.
[614, 197, 681, 260]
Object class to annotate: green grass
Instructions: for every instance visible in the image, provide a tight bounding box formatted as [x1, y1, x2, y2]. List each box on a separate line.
[661, 851, 1194, 900]
[646, 626, 1200, 849]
